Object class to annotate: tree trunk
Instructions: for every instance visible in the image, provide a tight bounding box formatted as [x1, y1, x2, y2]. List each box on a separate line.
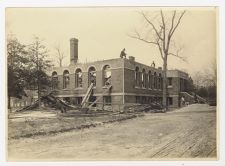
[38, 81, 41, 108]
[36, 50, 41, 108]
[162, 58, 168, 110]
[59, 59, 62, 67]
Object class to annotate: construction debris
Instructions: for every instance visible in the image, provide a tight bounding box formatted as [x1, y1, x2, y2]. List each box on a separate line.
[16, 85, 164, 114]
[16, 93, 79, 113]
[81, 83, 94, 108]
[81, 83, 112, 109]
[123, 102, 163, 113]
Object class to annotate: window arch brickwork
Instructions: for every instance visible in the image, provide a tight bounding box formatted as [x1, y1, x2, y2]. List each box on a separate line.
[88, 67, 96, 87]
[63, 70, 70, 89]
[75, 68, 82, 88]
[135, 67, 140, 87]
[52, 71, 58, 90]
[153, 72, 157, 89]
[103, 65, 111, 86]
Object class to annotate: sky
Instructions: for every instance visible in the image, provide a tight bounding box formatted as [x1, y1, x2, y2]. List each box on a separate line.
[6, 7, 217, 76]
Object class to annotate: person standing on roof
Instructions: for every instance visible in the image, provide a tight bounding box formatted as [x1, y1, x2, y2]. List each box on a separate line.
[120, 48, 126, 58]
[151, 61, 155, 68]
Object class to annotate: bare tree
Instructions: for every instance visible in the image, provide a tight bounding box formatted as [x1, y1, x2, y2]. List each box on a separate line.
[54, 44, 66, 67]
[192, 71, 206, 88]
[193, 57, 217, 88]
[206, 57, 217, 87]
[129, 10, 186, 110]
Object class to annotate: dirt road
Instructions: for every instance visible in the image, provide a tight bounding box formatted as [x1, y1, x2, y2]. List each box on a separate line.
[8, 104, 217, 160]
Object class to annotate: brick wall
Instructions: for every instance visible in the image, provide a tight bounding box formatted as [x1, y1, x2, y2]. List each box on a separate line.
[167, 77, 180, 95]
[167, 95, 180, 108]
[123, 58, 163, 97]
[51, 58, 124, 97]
[50, 57, 192, 108]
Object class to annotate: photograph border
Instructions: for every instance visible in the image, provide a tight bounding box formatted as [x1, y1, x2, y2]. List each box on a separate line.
[1, 0, 225, 166]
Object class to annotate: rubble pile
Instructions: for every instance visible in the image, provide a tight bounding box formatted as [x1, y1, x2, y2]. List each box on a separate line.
[16, 93, 79, 112]
[16, 92, 164, 114]
[123, 102, 163, 113]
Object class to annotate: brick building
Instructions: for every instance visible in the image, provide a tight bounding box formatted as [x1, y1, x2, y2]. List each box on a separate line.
[50, 38, 193, 109]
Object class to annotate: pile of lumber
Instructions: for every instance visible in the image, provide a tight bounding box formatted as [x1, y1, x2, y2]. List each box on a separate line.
[16, 93, 79, 112]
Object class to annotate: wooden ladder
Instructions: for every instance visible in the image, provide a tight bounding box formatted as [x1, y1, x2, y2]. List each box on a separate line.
[81, 83, 94, 108]
[88, 85, 112, 109]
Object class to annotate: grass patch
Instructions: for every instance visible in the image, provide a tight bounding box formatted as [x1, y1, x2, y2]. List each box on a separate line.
[8, 111, 143, 140]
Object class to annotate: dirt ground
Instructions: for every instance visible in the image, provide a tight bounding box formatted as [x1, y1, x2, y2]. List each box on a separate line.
[8, 109, 140, 139]
[7, 104, 217, 160]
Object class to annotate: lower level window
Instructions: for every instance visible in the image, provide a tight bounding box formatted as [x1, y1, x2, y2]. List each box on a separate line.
[136, 96, 141, 103]
[75, 97, 82, 105]
[103, 96, 111, 105]
[167, 97, 173, 105]
[142, 96, 147, 104]
[63, 97, 70, 104]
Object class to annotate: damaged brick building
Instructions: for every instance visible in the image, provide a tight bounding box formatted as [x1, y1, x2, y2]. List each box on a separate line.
[50, 38, 193, 109]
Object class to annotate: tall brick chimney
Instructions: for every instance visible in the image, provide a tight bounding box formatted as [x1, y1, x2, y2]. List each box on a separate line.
[70, 38, 78, 64]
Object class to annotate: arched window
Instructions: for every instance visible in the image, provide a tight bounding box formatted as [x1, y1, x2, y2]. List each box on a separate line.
[103, 65, 111, 86]
[145, 70, 148, 88]
[75, 68, 82, 88]
[63, 70, 70, 89]
[52, 71, 58, 90]
[135, 67, 139, 87]
[142, 69, 146, 88]
[159, 73, 162, 90]
[161, 75, 163, 90]
[148, 71, 152, 89]
[153, 72, 157, 89]
[88, 67, 96, 87]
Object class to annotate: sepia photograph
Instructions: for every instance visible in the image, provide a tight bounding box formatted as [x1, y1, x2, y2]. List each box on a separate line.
[5, 6, 218, 161]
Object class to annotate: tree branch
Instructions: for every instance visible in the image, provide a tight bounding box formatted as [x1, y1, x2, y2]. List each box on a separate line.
[168, 51, 187, 62]
[160, 10, 166, 52]
[170, 11, 186, 37]
[168, 11, 176, 37]
[140, 11, 163, 41]
[54, 44, 66, 67]
[127, 30, 158, 45]
[157, 41, 164, 60]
